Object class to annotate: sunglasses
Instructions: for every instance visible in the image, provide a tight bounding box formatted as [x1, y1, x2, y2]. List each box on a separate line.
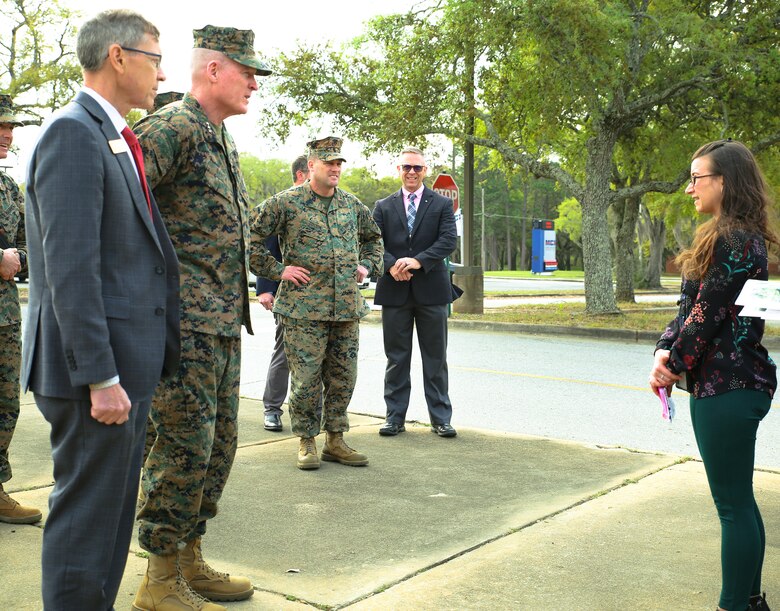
[401, 164, 425, 173]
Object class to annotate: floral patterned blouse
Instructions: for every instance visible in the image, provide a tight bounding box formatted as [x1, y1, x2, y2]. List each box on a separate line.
[656, 230, 776, 399]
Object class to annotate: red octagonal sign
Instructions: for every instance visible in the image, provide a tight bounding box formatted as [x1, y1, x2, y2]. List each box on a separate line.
[432, 174, 459, 212]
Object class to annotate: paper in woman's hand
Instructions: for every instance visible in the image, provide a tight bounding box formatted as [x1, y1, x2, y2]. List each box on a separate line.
[659, 387, 675, 422]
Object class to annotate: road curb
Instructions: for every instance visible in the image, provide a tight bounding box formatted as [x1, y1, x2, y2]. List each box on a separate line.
[361, 313, 780, 350]
[362, 313, 660, 344]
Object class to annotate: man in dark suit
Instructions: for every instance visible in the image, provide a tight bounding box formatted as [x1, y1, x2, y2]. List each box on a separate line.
[372, 147, 458, 438]
[22, 10, 179, 609]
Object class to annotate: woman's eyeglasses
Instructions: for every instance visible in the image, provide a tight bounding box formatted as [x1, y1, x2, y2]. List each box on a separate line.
[690, 173, 718, 187]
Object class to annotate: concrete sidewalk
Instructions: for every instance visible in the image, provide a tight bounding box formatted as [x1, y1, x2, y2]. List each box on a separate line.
[3, 394, 779, 610]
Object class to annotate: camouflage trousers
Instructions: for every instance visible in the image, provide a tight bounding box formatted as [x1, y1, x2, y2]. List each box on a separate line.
[282, 316, 358, 438]
[138, 331, 241, 555]
[0, 323, 20, 484]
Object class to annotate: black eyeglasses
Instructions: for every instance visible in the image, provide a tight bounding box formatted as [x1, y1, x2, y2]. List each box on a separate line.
[690, 173, 718, 187]
[401, 164, 425, 173]
[120, 46, 162, 69]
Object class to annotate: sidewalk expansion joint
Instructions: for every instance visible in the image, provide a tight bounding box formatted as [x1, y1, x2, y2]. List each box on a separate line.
[4, 481, 53, 495]
[332, 457, 681, 610]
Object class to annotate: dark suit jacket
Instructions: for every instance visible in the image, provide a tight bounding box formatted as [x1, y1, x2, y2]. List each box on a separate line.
[22, 91, 180, 402]
[255, 234, 282, 297]
[372, 186, 457, 306]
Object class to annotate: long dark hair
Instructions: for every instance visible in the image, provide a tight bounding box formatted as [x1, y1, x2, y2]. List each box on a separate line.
[676, 139, 778, 279]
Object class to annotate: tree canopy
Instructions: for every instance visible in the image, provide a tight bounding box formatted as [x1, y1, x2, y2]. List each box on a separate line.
[259, 0, 780, 313]
[0, 0, 81, 122]
[239, 154, 400, 210]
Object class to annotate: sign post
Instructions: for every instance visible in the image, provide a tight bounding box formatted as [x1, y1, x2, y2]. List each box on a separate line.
[432, 173, 483, 314]
[432, 173, 461, 247]
[432, 174, 460, 316]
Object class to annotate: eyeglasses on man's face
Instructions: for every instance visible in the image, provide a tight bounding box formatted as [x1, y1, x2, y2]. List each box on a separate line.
[689, 173, 718, 187]
[120, 46, 163, 69]
[401, 164, 425, 173]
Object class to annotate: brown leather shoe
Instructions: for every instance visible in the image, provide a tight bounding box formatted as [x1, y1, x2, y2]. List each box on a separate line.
[179, 537, 253, 602]
[0, 485, 42, 524]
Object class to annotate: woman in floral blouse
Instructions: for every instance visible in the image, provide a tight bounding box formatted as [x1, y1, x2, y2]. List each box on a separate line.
[650, 140, 777, 611]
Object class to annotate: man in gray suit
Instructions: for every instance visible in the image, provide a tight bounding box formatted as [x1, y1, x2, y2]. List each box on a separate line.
[22, 10, 179, 609]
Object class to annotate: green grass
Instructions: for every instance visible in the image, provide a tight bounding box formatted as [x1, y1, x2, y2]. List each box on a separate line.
[451, 300, 780, 336]
[482, 269, 683, 288]
[483, 270, 585, 279]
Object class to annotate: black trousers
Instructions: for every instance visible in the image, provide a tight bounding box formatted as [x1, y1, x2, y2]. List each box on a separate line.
[381, 300, 452, 426]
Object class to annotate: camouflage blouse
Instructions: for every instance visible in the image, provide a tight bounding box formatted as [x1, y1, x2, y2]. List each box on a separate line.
[656, 230, 776, 399]
[0, 172, 25, 326]
[134, 94, 253, 337]
[249, 182, 383, 322]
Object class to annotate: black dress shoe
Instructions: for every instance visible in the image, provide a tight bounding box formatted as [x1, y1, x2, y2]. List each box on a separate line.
[431, 423, 457, 437]
[264, 414, 283, 431]
[750, 592, 770, 611]
[379, 421, 405, 436]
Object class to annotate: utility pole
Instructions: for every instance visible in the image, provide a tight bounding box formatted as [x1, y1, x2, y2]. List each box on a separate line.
[452, 42, 484, 313]
[481, 188, 485, 269]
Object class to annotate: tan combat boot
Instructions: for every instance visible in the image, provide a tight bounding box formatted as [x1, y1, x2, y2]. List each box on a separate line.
[132, 552, 226, 611]
[0, 485, 42, 524]
[297, 436, 320, 470]
[321, 432, 368, 466]
[179, 537, 253, 602]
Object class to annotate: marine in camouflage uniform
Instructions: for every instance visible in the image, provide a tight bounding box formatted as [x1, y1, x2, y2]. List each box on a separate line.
[142, 88, 184, 467]
[0, 94, 40, 524]
[152, 90, 184, 113]
[132, 26, 271, 608]
[249, 136, 383, 470]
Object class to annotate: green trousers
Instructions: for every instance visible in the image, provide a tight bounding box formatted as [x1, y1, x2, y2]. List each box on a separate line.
[690, 388, 772, 611]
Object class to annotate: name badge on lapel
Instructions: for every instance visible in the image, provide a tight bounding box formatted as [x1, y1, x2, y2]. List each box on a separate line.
[108, 139, 126, 155]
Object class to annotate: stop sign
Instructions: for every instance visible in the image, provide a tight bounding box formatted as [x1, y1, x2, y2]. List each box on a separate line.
[432, 174, 459, 212]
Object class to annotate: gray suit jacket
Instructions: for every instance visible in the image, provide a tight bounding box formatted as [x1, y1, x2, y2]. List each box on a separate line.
[22, 91, 180, 402]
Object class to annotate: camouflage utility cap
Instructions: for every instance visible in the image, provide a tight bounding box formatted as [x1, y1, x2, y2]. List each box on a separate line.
[308, 136, 346, 162]
[153, 91, 184, 111]
[0, 95, 23, 126]
[193, 25, 272, 76]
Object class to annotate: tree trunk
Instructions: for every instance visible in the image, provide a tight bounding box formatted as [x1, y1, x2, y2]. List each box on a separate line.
[505, 196, 512, 269]
[489, 235, 500, 271]
[613, 194, 640, 303]
[644, 214, 666, 288]
[582, 131, 620, 314]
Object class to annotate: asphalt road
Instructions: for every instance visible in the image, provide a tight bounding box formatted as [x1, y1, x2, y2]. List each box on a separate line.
[19, 294, 777, 468]
[240, 304, 780, 470]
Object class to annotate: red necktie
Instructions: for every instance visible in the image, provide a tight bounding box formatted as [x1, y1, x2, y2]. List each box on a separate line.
[121, 126, 153, 218]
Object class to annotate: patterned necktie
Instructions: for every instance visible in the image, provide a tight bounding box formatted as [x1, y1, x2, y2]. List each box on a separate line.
[121, 126, 153, 218]
[407, 192, 417, 234]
